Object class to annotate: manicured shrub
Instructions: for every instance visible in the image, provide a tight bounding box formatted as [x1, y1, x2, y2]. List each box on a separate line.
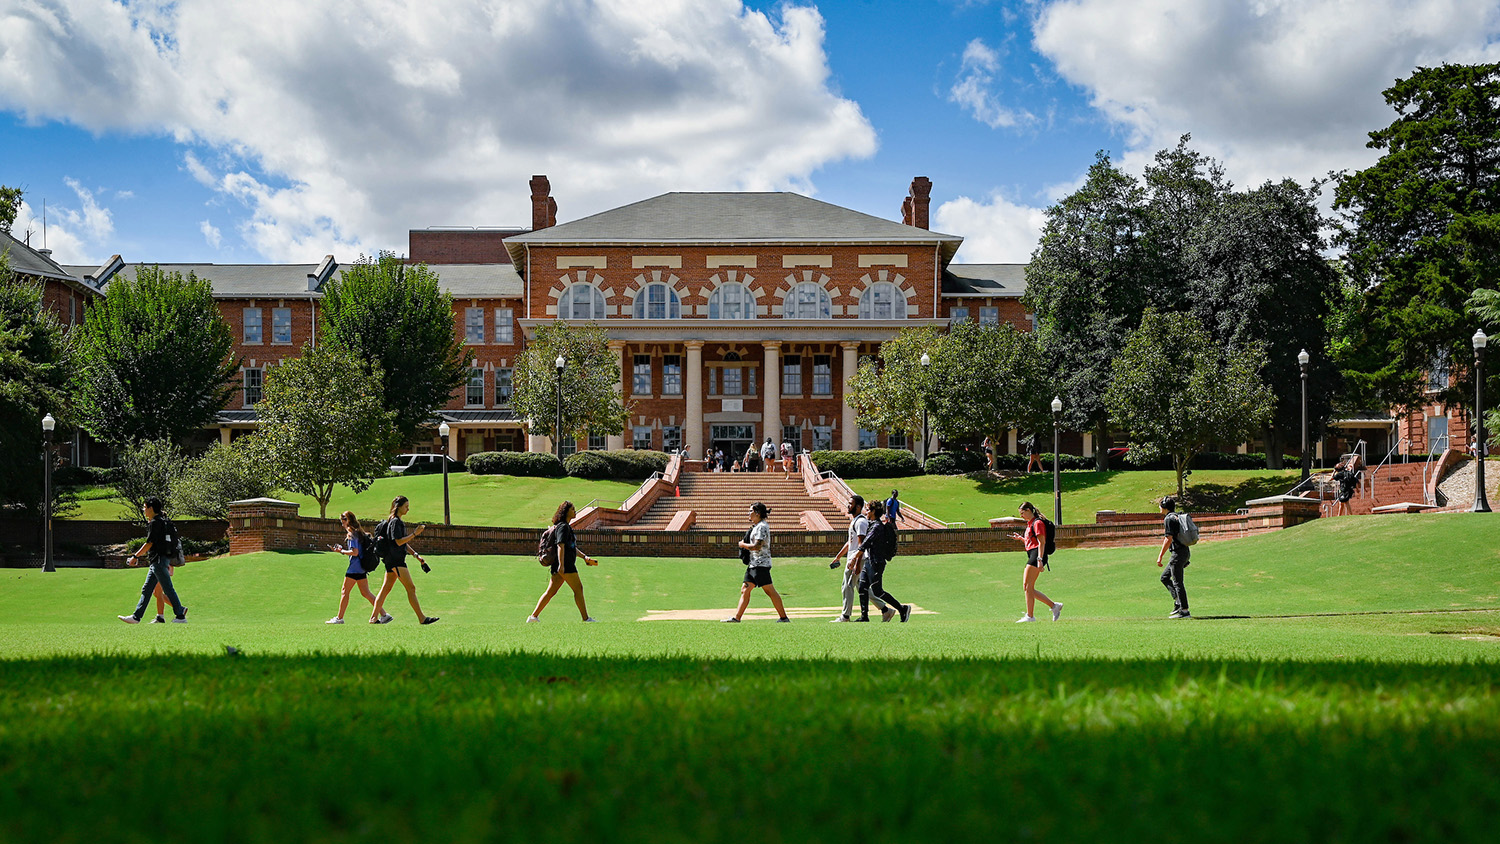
[810, 448, 920, 479]
[52, 465, 108, 486]
[923, 453, 960, 475]
[599, 449, 671, 480]
[465, 451, 564, 478]
[563, 451, 613, 480]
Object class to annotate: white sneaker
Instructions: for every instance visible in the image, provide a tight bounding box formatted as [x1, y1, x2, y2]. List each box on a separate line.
[1015, 615, 1036, 623]
[379, 613, 394, 624]
[830, 615, 851, 622]
[526, 616, 539, 623]
[170, 617, 188, 623]
[1052, 603, 1063, 622]
[118, 615, 139, 624]
[583, 617, 599, 622]
[326, 617, 344, 624]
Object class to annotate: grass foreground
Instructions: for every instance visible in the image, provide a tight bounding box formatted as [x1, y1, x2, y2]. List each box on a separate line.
[3, 514, 1498, 842]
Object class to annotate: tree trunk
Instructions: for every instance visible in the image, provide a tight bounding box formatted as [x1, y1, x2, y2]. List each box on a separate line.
[1094, 418, 1111, 472]
[317, 487, 331, 520]
[1175, 455, 1187, 497]
[1265, 425, 1284, 469]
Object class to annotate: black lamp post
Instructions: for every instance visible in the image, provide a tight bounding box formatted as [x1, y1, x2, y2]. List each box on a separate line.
[41, 413, 55, 573]
[920, 352, 931, 463]
[1298, 349, 1311, 481]
[554, 354, 566, 458]
[1051, 396, 1063, 525]
[1474, 329, 1491, 513]
[438, 420, 452, 525]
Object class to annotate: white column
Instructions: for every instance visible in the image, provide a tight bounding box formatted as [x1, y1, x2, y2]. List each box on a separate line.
[220, 428, 232, 446]
[1082, 432, 1094, 458]
[686, 341, 704, 458]
[448, 430, 462, 460]
[1237, 442, 1249, 455]
[840, 341, 859, 451]
[762, 341, 781, 446]
[1007, 428, 1018, 454]
[607, 341, 626, 450]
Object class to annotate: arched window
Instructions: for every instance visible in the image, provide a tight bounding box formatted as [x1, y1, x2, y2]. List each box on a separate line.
[560, 283, 605, 320]
[784, 283, 831, 319]
[708, 283, 755, 319]
[859, 282, 904, 320]
[633, 283, 681, 320]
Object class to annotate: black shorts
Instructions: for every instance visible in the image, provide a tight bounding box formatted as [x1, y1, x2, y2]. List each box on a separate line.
[743, 566, 773, 587]
[345, 569, 368, 581]
[549, 558, 579, 575]
[383, 558, 408, 572]
[1026, 548, 1042, 568]
[1336, 489, 1354, 503]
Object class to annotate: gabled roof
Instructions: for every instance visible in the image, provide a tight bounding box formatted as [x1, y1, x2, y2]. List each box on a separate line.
[943, 263, 1028, 298]
[99, 258, 338, 298]
[431, 264, 523, 298]
[504, 192, 963, 265]
[1, 229, 100, 294]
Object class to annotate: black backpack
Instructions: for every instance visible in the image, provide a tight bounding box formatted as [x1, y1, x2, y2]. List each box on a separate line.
[739, 526, 753, 565]
[873, 521, 898, 561]
[161, 517, 184, 563]
[373, 519, 401, 562]
[357, 532, 381, 572]
[1039, 517, 1057, 559]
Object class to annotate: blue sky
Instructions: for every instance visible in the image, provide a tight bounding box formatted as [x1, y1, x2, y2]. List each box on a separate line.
[3, 0, 1498, 266]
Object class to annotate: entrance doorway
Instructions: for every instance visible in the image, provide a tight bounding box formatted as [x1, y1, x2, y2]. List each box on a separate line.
[711, 424, 756, 466]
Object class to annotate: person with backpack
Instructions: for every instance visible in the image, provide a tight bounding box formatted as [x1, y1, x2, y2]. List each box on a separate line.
[781, 440, 795, 479]
[761, 438, 777, 474]
[326, 511, 379, 624]
[885, 489, 904, 525]
[528, 500, 599, 623]
[724, 502, 790, 622]
[1331, 457, 1361, 517]
[370, 496, 439, 625]
[828, 494, 894, 622]
[1009, 501, 1061, 623]
[1156, 496, 1194, 619]
[850, 500, 912, 622]
[117, 497, 188, 624]
[146, 511, 188, 623]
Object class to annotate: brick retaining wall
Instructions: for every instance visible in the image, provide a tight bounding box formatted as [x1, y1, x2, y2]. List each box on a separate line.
[2, 518, 228, 549]
[225, 495, 1320, 559]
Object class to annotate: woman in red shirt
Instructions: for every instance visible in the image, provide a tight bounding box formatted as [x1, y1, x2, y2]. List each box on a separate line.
[1009, 501, 1062, 623]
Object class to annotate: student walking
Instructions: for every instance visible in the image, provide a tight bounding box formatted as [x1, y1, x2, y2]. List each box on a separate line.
[1156, 496, 1191, 619]
[1026, 434, 1043, 473]
[724, 502, 790, 622]
[1009, 502, 1061, 623]
[781, 440, 795, 478]
[1331, 457, 1361, 517]
[146, 512, 187, 623]
[326, 511, 378, 624]
[761, 438, 777, 473]
[118, 497, 187, 624]
[529, 500, 600, 622]
[371, 496, 439, 625]
[851, 500, 911, 622]
[829, 495, 893, 622]
[885, 489, 904, 525]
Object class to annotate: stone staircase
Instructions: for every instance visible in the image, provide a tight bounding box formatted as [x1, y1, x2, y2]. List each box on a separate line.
[632, 471, 847, 530]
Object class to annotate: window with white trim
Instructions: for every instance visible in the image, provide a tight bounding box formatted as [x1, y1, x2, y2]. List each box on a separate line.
[272, 308, 292, 344]
[813, 426, 832, 451]
[859, 428, 878, 449]
[783, 424, 801, 449]
[784, 283, 831, 319]
[979, 306, 1000, 326]
[633, 284, 681, 320]
[950, 306, 969, 323]
[709, 283, 754, 319]
[588, 432, 607, 450]
[243, 308, 263, 343]
[560, 284, 606, 320]
[812, 355, 832, 395]
[633, 355, 652, 395]
[243, 368, 263, 406]
[633, 426, 653, 450]
[888, 430, 908, 450]
[723, 366, 742, 396]
[465, 307, 485, 343]
[466, 367, 484, 407]
[494, 368, 513, 406]
[662, 426, 682, 453]
[859, 282, 903, 320]
[782, 354, 802, 395]
[560, 438, 577, 457]
[662, 355, 682, 395]
[493, 307, 513, 344]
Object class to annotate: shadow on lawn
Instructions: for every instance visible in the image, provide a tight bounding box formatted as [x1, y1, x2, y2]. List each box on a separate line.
[1181, 476, 1298, 512]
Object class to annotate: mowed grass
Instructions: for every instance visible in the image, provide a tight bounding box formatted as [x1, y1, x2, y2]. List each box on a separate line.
[855, 468, 1303, 524]
[4, 515, 1499, 843]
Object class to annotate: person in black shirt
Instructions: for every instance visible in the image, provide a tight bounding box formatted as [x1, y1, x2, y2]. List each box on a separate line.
[528, 500, 600, 622]
[370, 496, 439, 625]
[118, 497, 187, 624]
[1155, 496, 1190, 619]
[1331, 457, 1361, 517]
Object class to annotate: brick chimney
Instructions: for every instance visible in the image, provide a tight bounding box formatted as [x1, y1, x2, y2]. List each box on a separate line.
[906, 176, 931, 229]
[530, 175, 555, 231]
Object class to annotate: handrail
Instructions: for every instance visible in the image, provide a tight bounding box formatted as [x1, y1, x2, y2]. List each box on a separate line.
[1367, 436, 1410, 502]
[812, 464, 965, 529]
[1422, 434, 1450, 506]
[581, 498, 624, 511]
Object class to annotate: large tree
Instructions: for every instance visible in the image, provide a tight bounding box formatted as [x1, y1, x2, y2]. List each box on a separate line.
[0, 185, 23, 233]
[1024, 151, 1149, 470]
[72, 265, 238, 445]
[512, 321, 628, 448]
[1466, 286, 1500, 450]
[1106, 310, 1275, 496]
[1185, 179, 1341, 466]
[926, 320, 1051, 466]
[0, 251, 73, 514]
[318, 253, 467, 444]
[846, 325, 945, 452]
[1335, 63, 1500, 415]
[249, 343, 398, 519]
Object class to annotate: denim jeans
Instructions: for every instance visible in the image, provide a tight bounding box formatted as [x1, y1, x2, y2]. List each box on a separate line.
[132, 557, 185, 620]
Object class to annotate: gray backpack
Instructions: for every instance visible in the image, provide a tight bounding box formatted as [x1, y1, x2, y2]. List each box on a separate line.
[1176, 513, 1200, 547]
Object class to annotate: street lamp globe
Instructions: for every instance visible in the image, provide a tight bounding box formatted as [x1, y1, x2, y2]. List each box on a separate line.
[1475, 329, 1489, 351]
[555, 354, 566, 371]
[438, 421, 450, 439]
[1050, 396, 1063, 414]
[1298, 349, 1310, 366]
[920, 353, 931, 367]
[41, 413, 55, 432]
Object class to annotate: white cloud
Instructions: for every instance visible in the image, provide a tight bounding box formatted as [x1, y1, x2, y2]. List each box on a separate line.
[934, 191, 1048, 263]
[949, 38, 1035, 129]
[199, 219, 222, 249]
[7, 180, 116, 264]
[0, 0, 877, 260]
[1032, 0, 1500, 186]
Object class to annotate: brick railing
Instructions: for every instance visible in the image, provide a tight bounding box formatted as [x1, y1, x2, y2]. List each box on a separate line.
[571, 454, 681, 529]
[226, 494, 1320, 559]
[797, 453, 949, 530]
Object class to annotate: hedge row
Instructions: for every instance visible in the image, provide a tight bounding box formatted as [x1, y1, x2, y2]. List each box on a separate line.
[562, 449, 671, 480]
[810, 448, 921, 479]
[466, 451, 565, 477]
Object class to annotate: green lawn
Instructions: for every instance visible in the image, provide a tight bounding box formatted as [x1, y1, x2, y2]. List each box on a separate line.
[857, 468, 1303, 525]
[5, 515, 1498, 843]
